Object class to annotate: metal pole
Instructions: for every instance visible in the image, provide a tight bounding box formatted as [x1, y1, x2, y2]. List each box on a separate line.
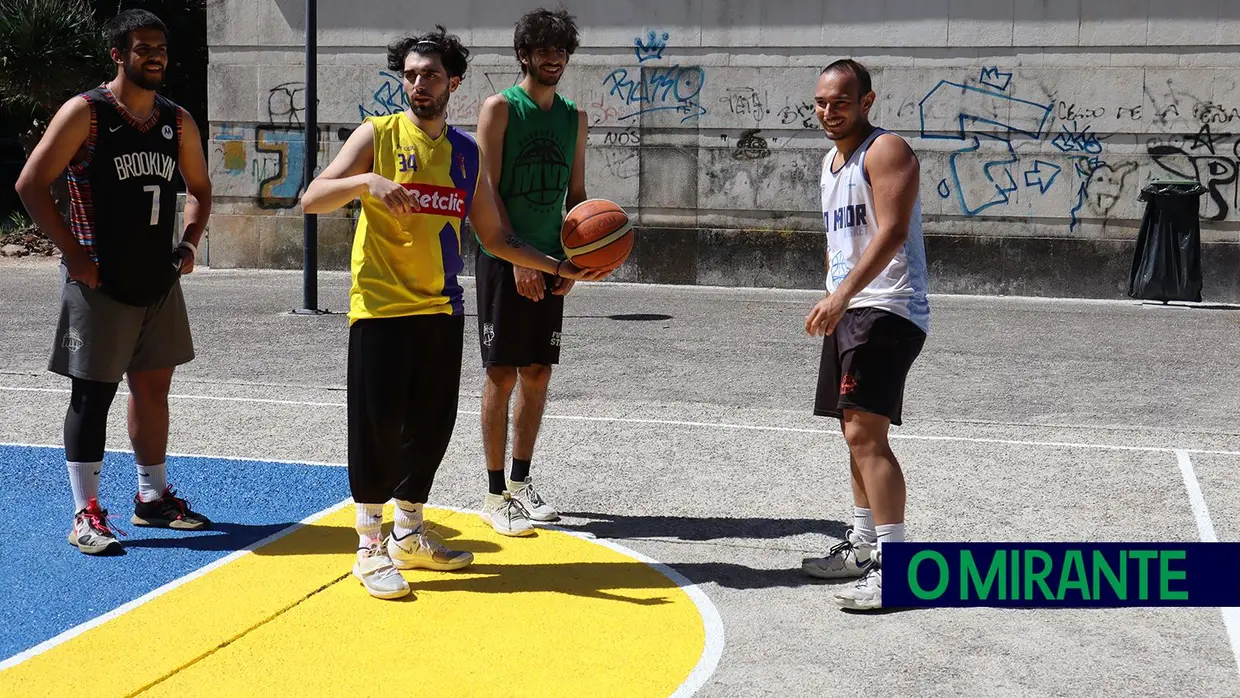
[300, 0, 319, 312]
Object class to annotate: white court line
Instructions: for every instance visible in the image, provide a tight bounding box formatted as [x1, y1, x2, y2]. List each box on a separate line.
[0, 441, 346, 468]
[4, 384, 1240, 457]
[399, 504, 725, 698]
[0, 498, 353, 672]
[1, 491, 725, 694]
[1174, 450, 1240, 679]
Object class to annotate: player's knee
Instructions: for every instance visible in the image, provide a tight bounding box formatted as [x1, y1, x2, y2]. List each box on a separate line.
[517, 364, 552, 390]
[841, 412, 889, 456]
[65, 378, 119, 462]
[127, 370, 172, 404]
[485, 366, 518, 393]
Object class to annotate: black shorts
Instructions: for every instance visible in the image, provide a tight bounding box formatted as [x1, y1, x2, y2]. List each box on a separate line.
[475, 247, 564, 367]
[347, 313, 463, 505]
[814, 307, 926, 426]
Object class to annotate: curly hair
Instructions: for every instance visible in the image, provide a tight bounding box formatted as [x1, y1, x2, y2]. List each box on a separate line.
[513, 7, 579, 73]
[387, 25, 470, 79]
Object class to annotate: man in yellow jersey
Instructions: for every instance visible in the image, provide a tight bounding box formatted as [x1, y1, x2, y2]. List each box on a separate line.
[301, 26, 607, 600]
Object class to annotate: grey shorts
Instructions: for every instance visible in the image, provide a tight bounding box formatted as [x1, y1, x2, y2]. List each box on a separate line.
[48, 270, 195, 384]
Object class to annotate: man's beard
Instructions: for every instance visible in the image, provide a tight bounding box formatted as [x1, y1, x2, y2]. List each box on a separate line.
[532, 63, 562, 87]
[124, 62, 164, 90]
[410, 89, 450, 119]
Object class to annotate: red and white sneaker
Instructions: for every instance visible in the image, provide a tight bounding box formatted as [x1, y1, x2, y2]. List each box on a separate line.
[67, 498, 124, 555]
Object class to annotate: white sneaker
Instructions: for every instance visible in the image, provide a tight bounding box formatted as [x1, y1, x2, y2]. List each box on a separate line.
[833, 551, 883, 610]
[387, 529, 473, 571]
[802, 528, 875, 579]
[352, 542, 412, 600]
[67, 498, 123, 555]
[482, 492, 535, 537]
[507, 476, 558, 522]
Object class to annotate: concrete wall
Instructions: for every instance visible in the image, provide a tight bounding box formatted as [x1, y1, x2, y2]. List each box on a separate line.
[205, 0, 1240, 300]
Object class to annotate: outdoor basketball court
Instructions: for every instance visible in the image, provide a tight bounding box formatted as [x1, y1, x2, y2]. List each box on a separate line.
[1, 257, 1238, 696]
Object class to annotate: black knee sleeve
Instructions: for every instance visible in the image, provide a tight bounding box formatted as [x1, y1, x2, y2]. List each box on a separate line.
[64, 378, 118, 462]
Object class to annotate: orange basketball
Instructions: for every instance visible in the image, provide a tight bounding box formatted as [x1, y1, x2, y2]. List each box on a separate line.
[561, 199, 633, 271]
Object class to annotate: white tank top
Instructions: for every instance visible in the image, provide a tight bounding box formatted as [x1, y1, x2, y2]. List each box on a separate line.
[820, 127, 931, 333]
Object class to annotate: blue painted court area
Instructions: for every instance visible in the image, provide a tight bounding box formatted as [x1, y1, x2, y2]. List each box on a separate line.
[0, 445, 348, 662]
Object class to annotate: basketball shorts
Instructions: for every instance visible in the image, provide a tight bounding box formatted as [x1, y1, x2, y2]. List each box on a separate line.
[347, 313, 464, 505]
[48, 265, 194, 384]
[814, 307, 926, 426]
[475, 247, 564, 367]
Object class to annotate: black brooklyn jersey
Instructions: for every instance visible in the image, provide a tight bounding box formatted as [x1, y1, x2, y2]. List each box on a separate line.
[68, 86, 182, 306]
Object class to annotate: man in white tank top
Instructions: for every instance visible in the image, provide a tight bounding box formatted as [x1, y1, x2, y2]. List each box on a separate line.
[801, 59, 931, 611]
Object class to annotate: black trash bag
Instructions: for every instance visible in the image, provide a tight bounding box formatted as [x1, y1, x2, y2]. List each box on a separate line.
[1127, 180, 1207, 303]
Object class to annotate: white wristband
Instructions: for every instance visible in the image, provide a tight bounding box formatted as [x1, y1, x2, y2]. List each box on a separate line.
[177, 240, 197, 257]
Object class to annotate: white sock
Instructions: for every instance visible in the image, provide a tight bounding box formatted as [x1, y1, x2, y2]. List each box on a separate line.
[356, 503, 384, 552]
[392, 500, 423, 540]
[853, 507, 877, 543]
[136, 462, 167, 502]
[67, 461, 102, 512]
[876, 522, 905, 559]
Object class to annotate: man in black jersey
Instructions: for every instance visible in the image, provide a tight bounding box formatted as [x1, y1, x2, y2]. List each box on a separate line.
[16, 9, 213, 554]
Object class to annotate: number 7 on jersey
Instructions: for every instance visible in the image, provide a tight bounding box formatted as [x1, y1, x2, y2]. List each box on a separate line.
[143, 185, 161, 226]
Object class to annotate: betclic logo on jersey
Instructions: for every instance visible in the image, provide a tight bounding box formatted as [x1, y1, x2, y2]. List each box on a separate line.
[401, 183, 467, 218]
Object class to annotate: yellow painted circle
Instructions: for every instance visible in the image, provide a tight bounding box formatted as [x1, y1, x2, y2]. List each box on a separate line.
[2, 505, 717, 697]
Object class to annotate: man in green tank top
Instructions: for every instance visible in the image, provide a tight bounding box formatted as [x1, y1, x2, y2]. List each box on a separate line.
[475, 7, 588, 536]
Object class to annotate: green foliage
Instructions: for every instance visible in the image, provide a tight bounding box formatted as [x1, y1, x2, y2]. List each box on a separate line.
[0, 0, 111, 127]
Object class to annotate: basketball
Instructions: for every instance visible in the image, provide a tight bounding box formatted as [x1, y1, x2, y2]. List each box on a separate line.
[561, 199, 634, 271]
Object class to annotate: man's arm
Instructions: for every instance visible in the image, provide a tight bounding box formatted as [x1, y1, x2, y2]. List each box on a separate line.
[469, 155, 606, 282]
[299, 121, 417, 215]
[174, 110, 211, 272]
[834, 133, 919, 301]
[14, 98, 97, 284]
[552, 109, 591, 297]
[565, 109, 588, 211]
[476, 95, 515, 236]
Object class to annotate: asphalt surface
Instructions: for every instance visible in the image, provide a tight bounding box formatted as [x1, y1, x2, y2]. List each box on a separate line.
[2, 255, 1239, 697]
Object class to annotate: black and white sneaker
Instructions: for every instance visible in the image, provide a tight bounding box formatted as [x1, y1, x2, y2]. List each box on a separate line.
[802, 527, 876, 579]
[132, 485, 211, 530]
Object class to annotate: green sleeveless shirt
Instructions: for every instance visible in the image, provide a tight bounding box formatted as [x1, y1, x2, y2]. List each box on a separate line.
[484, 85, 578, 259]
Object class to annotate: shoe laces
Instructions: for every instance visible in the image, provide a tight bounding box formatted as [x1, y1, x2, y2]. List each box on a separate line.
[363, 541, 398, 572]
[157, 485, 190, 517]
[501, 493, 531, 522]
[81, 502, 127, 537]
[518, 480, 547, 507]
[412, 526, 449, 555]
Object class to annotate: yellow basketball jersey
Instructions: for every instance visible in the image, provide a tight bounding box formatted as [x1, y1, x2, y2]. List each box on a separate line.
[348, 113, 480, 323]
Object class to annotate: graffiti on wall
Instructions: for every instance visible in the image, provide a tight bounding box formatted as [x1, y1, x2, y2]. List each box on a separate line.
[603, 30, 706, 123]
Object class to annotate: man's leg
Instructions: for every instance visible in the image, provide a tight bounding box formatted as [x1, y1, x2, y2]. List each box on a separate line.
[49, 270, 139, 554]
[387, 314, 473, 572]
[841, 410, 903, 540]
[64, 378, 121, 554]
[127, 367, 209, 529]
[480, 364, 535, 535]
[508, 363, 558, 521]
[847, 424, 877, 545]
[347, 317, 412, 600]
[506, 273, 563, 520]
[126, 281, 205, 529]
[511, 364, 551, 468]
[476, 247, 539, 535]
[482, 365, 518, 493]
[803, 312, 877, 579]
[829, 311, 926, 610]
